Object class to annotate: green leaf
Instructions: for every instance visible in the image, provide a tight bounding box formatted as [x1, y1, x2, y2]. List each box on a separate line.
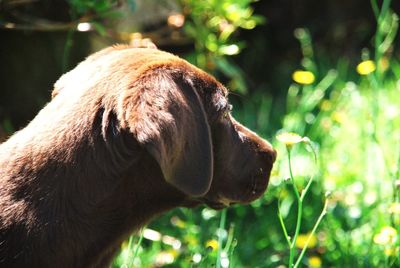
[91, 21, 107, 36]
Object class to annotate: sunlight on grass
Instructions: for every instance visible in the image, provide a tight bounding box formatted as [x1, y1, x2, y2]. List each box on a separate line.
[110, 0, 400, 267]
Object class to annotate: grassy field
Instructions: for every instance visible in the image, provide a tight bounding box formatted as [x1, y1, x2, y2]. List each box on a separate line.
[110, 1, 400, 267]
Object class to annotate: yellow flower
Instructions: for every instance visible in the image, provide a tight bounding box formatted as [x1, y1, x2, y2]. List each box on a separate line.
[356, 60, 376, 75]
[331, 111, 346, 124]
[205, 239, 219, 251]
[308, 256, 322, 268]
[295, 233, 317, 249]
[388, 203, 400, 214]
[384, 247, 399, 256]
[320, 100, 332, 111]
[292, 70, 315, 85]
[373, 226, 398, 245]
[184, 235, 198, 246]
[276, 132, 304, 147]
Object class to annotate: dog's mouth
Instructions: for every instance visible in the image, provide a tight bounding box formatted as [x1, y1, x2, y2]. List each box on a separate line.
[203, 197, 239, 210]
[242, 171, 270, 203]
[204, 201, 230, 210]
[202, 169, 271, 209]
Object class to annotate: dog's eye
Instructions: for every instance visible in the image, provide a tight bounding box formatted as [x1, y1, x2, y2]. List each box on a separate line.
[223, 104, 233, 118]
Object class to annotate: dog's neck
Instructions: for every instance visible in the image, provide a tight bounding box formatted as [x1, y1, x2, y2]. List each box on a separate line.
[0, 102, 186, 267]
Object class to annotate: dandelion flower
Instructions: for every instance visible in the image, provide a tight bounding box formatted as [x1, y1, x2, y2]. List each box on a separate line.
[205, 239, 219, 251]
[295, 233, 317, 249]
[308, 256, 322, 268]
[292, 70, 315, 85]
[356, 60, 376, 75]
[373, 226, 397, 245]
[276, 132, 304, 148]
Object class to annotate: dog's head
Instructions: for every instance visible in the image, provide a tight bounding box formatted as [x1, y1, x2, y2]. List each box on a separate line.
[115, 49, 276, 209]
[54, 47, 276, 209]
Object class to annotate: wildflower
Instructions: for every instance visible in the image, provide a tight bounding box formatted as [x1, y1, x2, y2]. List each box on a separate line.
[308, 256, 322, 268]
[292, 70, 315, 85]
[320, 100, 332, 111]
[276, 132, 304, 149]
[331, 111, 345, 124]
[384, 246, 400, 256]
[389, 203, 400, 214]
[295, 233, 317, 249]
[356, 60, 376, 75]
[184, 235, 198, 246]
[205, 239, 219, 251]
[373, 226, 397, 245]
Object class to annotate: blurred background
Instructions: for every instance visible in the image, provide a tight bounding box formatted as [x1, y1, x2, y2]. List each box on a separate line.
[1, 0, 399, 267]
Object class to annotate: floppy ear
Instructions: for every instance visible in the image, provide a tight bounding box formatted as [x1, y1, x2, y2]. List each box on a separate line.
[120, 68, 213, 197]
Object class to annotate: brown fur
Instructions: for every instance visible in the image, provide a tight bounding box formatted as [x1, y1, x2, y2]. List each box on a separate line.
[0, 45, 276, 267]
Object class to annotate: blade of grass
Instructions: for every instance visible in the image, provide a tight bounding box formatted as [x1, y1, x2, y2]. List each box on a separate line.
[125, 227, 145, 268]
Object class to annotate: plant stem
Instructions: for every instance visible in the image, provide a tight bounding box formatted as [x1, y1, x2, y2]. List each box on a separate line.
[223, 223, 235, 252]
[374, 0, 392, 80]
[301, 142, 318, 202]
[294, 198, 329, 268]
[278, 203, 291, 247]
[126, 227, 145, 268]
[286, 147, 302, 268]
[289, 198, 303, 268]
[285, 141, 319, 268]
[287, 147, 300, 200]
[216, 209, 227, 268]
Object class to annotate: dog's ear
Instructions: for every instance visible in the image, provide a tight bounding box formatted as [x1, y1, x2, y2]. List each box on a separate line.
[120, 68, 213, 197]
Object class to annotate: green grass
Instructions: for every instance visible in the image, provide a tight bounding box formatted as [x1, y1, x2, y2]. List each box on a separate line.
[111, 58, 400, 267]
[110, 1, 400, 267]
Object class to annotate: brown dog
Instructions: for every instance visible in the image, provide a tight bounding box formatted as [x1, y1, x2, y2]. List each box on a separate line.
[0, 45, 276, 267]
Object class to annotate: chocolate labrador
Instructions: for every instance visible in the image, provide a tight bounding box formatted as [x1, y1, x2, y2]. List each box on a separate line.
[0, 45, 276, 267]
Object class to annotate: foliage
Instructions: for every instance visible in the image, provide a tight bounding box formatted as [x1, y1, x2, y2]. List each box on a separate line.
[112, 0, 400, 267]
[276, 132, 328, 268]
[181, 0, 265, 94]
